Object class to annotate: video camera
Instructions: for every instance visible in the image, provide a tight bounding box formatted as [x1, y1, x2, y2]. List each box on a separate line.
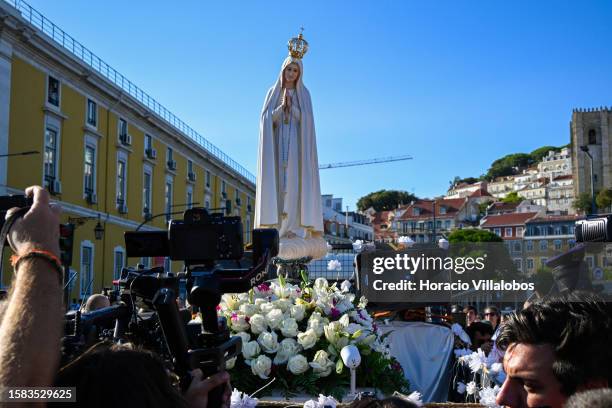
[575, 215, 612, 242]
[64, 207, 278, 407]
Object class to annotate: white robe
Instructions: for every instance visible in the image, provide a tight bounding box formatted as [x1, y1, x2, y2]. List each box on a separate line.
[255, 57, 326, 260]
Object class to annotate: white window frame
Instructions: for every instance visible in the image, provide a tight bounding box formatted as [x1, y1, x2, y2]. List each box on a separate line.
[144, 134, 153, 153]
[118, 117, 128, 139]
[83, 135, 98, 198]
[165, 175, 174, 220]
[43, 120, 61, 187]
[113, 246, 126, 281]
[540, 240, 548, 251]
[516, 227, 524, 238]
[79, 240, 95, 299]
[186, 185, 193, 209]
[86, 98, 97, 128]
[526, 258, 534, 270]
[46, 75, 60, 108]
[505, 227, 513, 237]
[116, 151, 128, 208]
[143, 164, 153, 216]
[493, 228, 501, 236]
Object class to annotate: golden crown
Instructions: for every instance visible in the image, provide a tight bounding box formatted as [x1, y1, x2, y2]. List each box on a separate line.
[287, 29, 309, 59]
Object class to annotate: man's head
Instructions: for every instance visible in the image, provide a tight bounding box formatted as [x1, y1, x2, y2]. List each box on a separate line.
[463, 305, 478, 326]
[565, 388, 612, 408]
[81, 294, 110, 313]
[495, 292, 611, 408]
[465, 321, 493, 349]
[483, 305, 500, 328]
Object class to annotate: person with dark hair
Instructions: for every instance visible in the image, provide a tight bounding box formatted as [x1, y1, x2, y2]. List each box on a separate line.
[564, 388, 612, 408]
[483, 305, 500, 332]
[463, 305, 478, 327]
[465, 321, 493, 351]
[348, 396, 419, 408]
[54, 342, 231, 408]
[495, 292, 611, 408]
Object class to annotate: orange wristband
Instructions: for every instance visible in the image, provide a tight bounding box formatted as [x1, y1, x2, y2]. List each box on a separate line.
[11, 250, 63, 283]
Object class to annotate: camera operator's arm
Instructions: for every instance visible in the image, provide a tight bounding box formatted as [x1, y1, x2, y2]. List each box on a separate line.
[184, 369, 232, 408]
[0, 186, 62, 390]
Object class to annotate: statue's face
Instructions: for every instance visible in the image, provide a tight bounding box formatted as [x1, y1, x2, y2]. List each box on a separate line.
[283, 63, 300, 84]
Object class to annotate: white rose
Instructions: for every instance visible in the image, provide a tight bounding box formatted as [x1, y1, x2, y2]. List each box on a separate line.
[308, 313, 328, 337]
[290, 304, 306, 322]
[274, 298, 292, 313]
[249, 314, 267, 334]
[280, 318, 299, 338]
[287, 354, 309, 375]
[242, 340, 261, 359]
[225, 356, 237, 370]
[235, 331, 251, 344]
[324, 322, 344, 345]
[340, 280, 351, 292]
[254, 298, 267, 309]
[230, 314, 250, 332]
[297, 329, 318, 350]
[314, 278, 329, 290]
[309, 350, 334, 377]
[250, 355, 272, 379]
[258, 331, 279, 354]
[339, 314, 350, 328]
[266, 308, 285, 330]
[239, 303, 258, 317]
[260, 302, 276, 315]
[274, 338, 301, 365]
[221, 294, 240, 311]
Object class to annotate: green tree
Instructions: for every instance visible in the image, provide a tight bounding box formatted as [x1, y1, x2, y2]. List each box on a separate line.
[501, 191, 523, 204]
[356, 190, 417, 212]
[448, 229, 503, 243]
[573, 192, 593, 214]
[530, 146, 562, 162]
[596, 189, 612, 211]
[449, 176, 480, 187]
[484, 153, 533, 180]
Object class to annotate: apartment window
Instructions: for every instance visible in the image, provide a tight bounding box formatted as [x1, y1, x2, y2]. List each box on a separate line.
[236, 189, 241, 206]
[540, 240, 548, 251]
[444, 220, 451, 230]
[494, 228, 501, 237]
[117, 156, 127, 205]
[526, 240, 534, 252]
[186, 187, 193, 209]
[118, 118, 128, 138]
[165, 180, 173, 221]
[586, 256, 594, 269]
[526, 258, 534, 270]
[84, 145, 95, 194]
[513, 259, 522, 271]
[439, 206, 446, 215]
[222, 180, 226, 193]
[206, 170, 211, 188]
[246, 218, 251, 243]
[44, 127, 58, 186]
[87, 99, 97, 127]
[412, 208, 420, 216]
[143, 167, 152, 214]
[145, 134, 153, 151]
[47, 76, 60, 106]
[516, 227, 524, 238]
[513, 241, 522, 253]
[167, 147, 173, 161]
[541, 257, 548, 267]
[505, 227, 513, 237]
[113, 247, 125, 281]
[80, 242, 94, 299]
[188, 160, 193, 175]
[568, 239, 576, 248]
[554, 239, 562, 250]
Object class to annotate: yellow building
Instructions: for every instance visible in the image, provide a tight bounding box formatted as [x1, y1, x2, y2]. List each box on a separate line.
[0, 1, 255, 301]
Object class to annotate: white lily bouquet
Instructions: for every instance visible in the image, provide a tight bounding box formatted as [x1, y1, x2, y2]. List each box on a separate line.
[219, 274, 409, 400]
[453, 348, 506, 407]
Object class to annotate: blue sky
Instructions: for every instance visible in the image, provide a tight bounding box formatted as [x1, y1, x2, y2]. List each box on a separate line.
[22, 0, 612, 210]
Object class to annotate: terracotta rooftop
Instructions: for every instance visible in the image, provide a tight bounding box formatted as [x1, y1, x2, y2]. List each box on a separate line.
[480, 212, 539, 227]
[553, 174, 574, 181]
[398, 198, 466, 221]
[526, 214, 584, 223]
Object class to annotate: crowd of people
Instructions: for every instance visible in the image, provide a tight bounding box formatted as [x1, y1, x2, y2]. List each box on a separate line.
[0, 186, 610, 408]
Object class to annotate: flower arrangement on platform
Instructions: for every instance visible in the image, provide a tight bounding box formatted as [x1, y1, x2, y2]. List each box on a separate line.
[220, 275, 410, 400]
[453, 348, 506, 407]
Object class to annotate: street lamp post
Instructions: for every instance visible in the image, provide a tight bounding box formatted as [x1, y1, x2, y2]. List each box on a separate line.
[580, 146, 596, 214]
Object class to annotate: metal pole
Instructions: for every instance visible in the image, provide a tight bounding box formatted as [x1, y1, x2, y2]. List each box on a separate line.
[432, 200, 436, 244]
[589, 154, 596, 214]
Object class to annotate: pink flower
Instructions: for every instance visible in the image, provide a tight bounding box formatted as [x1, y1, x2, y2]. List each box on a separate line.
[257, 283, 270, 292]
[231, 312, 238, 321]
[216, 305, 222, 311]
